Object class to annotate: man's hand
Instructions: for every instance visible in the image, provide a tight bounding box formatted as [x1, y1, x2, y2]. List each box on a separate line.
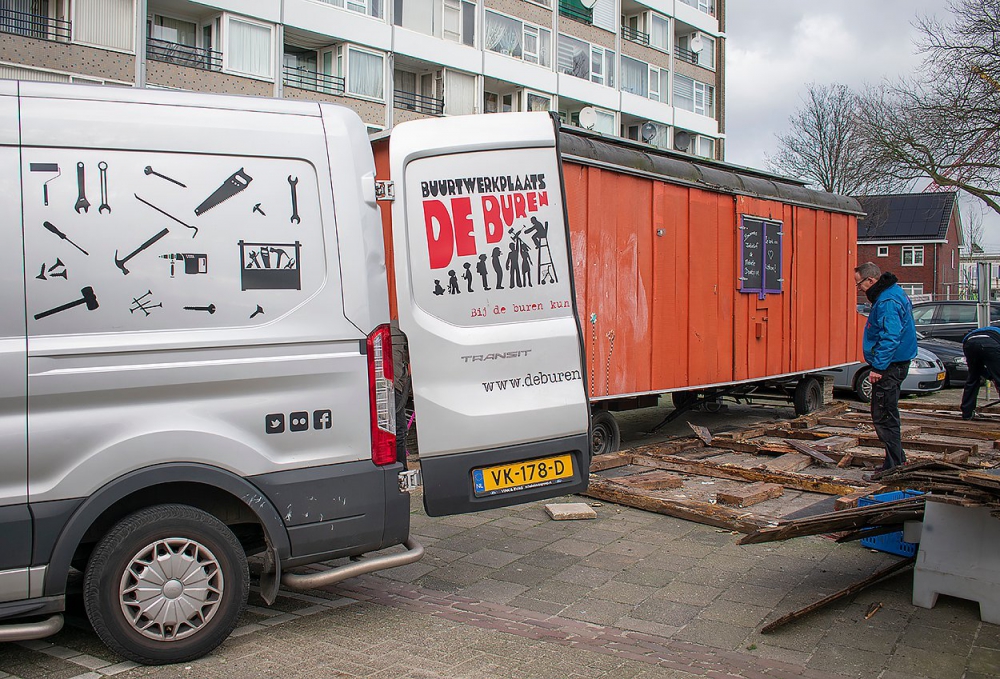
[870, 370, 883, 384]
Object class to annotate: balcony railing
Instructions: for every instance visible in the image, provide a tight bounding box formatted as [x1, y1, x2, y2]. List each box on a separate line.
[675, 45, 698, 64]
[0, 8, 71, 41]
[394, 89, 444, 116]
[147, 38, 222, 71]
[621, 25, 650, 46]
[283, 65, 346, 95]
[558, 0, 593, 24]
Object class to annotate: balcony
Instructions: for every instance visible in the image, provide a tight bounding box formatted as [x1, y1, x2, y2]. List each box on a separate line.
[678, 0, 715, 17]
[558, 0, 593, 25]
[0, 8, 70, 41]
[621, 25, 649, 46]
[283, 65, 346, 95]
[147, 38, 221, 71]
[394, 89, 444, 116]
[675, 45, 698, 64]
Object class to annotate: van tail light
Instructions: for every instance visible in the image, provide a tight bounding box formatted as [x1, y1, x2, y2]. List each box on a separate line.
[367, 324, 396, 466]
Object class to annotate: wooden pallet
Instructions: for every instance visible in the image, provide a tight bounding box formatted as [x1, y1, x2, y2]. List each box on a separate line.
[585, 403, 1000, 532]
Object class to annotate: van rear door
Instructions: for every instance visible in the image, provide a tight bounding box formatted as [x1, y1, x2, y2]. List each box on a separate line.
[389, 113, 590, 516]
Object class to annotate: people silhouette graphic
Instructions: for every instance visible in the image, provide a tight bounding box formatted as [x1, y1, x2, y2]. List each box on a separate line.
[491, 247, 504, 290]
[462, 262, 473, 292]
[432, 279, 445, 296]
[519, 239, 532, 287]
[477, 254, 491, 290]
[447, 269, 460, 294]
[506, 242, 521, 288]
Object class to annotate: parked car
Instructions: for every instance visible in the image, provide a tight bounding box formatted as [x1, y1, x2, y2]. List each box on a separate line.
[916, 332, 968, 387]
[819, 347, 946, 402]
[911, 300, 1000, 342]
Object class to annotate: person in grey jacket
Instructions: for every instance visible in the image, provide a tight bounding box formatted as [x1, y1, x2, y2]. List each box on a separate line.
[961, 325, 1000, 420]
[855, 262, 918, 474]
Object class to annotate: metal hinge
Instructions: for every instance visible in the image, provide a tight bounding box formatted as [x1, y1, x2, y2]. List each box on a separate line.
[375, 180, 395, 201]
[398, 469, 422, 492]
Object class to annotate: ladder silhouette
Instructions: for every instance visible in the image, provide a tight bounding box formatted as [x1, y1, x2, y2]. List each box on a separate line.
[537, 235, 557, 285]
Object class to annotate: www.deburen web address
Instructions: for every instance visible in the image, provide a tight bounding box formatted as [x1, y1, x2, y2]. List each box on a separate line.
[482, 369, 583, 392]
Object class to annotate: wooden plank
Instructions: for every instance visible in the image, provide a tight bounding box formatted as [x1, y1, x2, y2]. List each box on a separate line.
[783, 439, 836, 465]
[834, 487, 880, 511]
[688, 422, 713, 445]
[716, 482, 784, 508]
[760, 557, 916, 634]
[590, 453, 633, 472]
[812, 436, 860, 452]
[675, 447, 732, 461]
[761, 453, 812, 473]
[629, 453, 862, 496]
[614, 470, 684, 490]
[584, 477, 769, 533]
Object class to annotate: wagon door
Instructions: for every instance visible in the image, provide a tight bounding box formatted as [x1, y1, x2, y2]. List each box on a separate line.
[389, 112, 590, 516]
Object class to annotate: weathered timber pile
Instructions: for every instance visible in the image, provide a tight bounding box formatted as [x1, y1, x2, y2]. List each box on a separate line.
[585, 402, 1000, 532]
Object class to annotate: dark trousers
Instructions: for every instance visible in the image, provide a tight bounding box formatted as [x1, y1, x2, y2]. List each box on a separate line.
[961, 336, 1000, 418]
[871, 361, 910, 470]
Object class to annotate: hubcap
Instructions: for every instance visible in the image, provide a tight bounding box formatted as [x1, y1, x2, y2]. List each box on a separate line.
[861, 374, 873, 401]
[119, 538, 224, 642]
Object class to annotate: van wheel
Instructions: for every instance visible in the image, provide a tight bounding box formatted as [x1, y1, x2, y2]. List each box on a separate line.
[83, 504, 249, 665]
[591, 411, 621, 456]
[854, 367, 873, 403]
[793, 376, 823, 415]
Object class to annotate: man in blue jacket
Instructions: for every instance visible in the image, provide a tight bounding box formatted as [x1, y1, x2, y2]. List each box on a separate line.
[961, 325, 1000, 420]
[854, 262, 918, 473]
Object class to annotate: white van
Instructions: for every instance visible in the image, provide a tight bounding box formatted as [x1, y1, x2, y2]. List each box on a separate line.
[0, 82, 590, 664]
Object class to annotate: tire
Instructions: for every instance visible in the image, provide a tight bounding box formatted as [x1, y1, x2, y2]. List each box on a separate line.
[591, 410, 621, 456]
[83, 504, 249, 665]
[854, 367, 873, 403]
[671, 391, 699, 411]
[793, 376, 823, 415]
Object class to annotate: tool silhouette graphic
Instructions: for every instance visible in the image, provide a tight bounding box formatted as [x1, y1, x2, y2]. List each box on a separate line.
[74, 162, 90, 213]
[35, 286, 99, 320]
[115, 228, 170, 275]
[184, 304, 216, 314]
[144, 165, 186, 188]
[98, 161, 111, 214]
[42, 221, 88, 255]
[135, 194, 199, 238]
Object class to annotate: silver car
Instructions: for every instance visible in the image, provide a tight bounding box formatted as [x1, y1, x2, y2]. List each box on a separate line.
[819, 347, 946, 402]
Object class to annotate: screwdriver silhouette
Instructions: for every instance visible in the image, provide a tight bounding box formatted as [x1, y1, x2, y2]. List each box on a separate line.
[43, 221, 89, 256]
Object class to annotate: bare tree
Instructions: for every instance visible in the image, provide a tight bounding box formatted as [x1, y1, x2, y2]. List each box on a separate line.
[766, 84, 910, 195]
[855, 0, 1000, 215]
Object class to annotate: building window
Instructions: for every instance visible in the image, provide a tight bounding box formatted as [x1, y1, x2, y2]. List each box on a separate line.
[877, 246, 889, 257]
[558, 34, 614, 87]
[338, 45, 384, 100]
[678, 33, 714, 69]
[150, 15, 197, 45]
[696, 135, 714, 159]
[525, 91, 551, 112]
[226, 16, 273, 80]
[678, 0, 715, 16]
[901, 245, 924, 267]
[650, 14, 669, 51]
[444, 69, 475, 115]
[323, 0, 383, 19]
[485, 11, 550, 67]
[622, 58, 668, 102]
[674, 74, 714, 117]
[952, 249, 956, 269]
[899, 283, 924, 296]
[396, 0, 473, 45]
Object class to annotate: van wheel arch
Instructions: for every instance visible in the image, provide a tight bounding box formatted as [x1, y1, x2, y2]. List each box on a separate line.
[45, 465, 289, 599]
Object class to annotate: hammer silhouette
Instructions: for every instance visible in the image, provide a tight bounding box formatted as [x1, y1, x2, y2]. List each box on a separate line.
[35, 286, 99, 320]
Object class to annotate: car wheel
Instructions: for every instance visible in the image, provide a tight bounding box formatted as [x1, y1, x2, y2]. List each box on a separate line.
[793, 376, 823, 415]
[591, 410, 621, 456]
[854, 367, 873, 403]
[83, 504, 249, 665]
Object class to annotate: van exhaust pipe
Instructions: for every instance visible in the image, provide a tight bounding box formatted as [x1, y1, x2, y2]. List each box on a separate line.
[0, 614, 64, 642]
[280, 538, 424, 590]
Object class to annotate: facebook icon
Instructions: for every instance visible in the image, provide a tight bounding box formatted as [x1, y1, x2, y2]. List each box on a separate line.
[313, 409, 333, 430]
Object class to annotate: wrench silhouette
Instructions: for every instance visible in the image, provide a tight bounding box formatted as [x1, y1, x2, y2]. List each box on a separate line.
[288, 176, 300, 224]
[74, 162, 90, 213]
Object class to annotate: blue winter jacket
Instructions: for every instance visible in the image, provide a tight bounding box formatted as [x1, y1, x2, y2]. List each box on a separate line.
[862, 282, 918, 371]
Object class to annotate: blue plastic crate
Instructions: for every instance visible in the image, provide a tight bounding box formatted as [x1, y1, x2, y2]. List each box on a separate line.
[857, 490, 924, 557]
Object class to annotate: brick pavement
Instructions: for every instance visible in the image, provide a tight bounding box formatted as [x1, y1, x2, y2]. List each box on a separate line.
[2, 491, 997, 679]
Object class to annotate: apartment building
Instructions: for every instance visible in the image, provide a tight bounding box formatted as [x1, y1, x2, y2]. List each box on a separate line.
[0, 0, 725, 158]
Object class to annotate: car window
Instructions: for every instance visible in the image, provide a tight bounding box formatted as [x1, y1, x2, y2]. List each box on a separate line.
[991, 306, 1000, 322]
[941, 304, 976, 324]
[912, 305, 938, 325]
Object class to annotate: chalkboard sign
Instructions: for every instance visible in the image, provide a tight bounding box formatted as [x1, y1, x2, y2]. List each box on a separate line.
[764, 223, 782, 293]
[740, 218, 764, 292]
[740, 216, 783, 296]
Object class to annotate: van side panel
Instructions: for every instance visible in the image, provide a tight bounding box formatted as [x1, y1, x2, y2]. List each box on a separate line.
[0, 85, 30, 598]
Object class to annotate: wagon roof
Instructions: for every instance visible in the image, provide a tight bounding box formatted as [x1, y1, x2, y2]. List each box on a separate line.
[558, 127, 865, 217]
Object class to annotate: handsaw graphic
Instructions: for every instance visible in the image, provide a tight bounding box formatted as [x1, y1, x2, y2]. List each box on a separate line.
[194, 168, 253, 216]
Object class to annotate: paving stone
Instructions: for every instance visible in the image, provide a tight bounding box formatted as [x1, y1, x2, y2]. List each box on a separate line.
[491, 562, 559, 587]
[591, 581, 661, 606]
[552, 564, 619, 588]
[461, 548, 522, 569]
[888, 644, 967, 679]
[696, 601, 771, 628]
[718, 582, 787, 607]
[653, 581, 723, 607]
[672, 618, 752, 651]
[531, 579, 594, 606]
[818, 624, 901, 655]
[967, 646, 1000, 676]
[514, 549, 584, 571]
[615, 616, 682, 639]
[897, 622, 974, 655]
[486, 537, 550, 555]
[602, 540, 661, 559]
[457, 579, 529, 605]
[545, 502, 598, 521]
[630, 600, 701, 627]
[617, 565, 679, 588]
[561, 598, 635, 625]
[807, 642, 888, 677]
[975, 624, 1000, 649]
[548, 538, 604, 557]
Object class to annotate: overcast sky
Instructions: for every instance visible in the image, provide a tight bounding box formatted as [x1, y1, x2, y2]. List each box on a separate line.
[724, 0, 1000, 247]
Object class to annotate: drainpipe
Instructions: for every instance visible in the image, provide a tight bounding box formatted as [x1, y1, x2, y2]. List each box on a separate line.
[135, 0, 147, 87]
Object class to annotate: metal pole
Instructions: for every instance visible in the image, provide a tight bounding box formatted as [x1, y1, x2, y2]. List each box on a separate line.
[976, 261, 991, 328]
[134, 0, 147, 87]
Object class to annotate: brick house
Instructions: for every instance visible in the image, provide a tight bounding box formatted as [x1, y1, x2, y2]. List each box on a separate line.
[855, 192, 963, 301]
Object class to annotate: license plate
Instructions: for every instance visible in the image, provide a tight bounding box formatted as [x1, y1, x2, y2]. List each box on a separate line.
[472, 454, 574, 497]
[937, 372, 946, 381]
